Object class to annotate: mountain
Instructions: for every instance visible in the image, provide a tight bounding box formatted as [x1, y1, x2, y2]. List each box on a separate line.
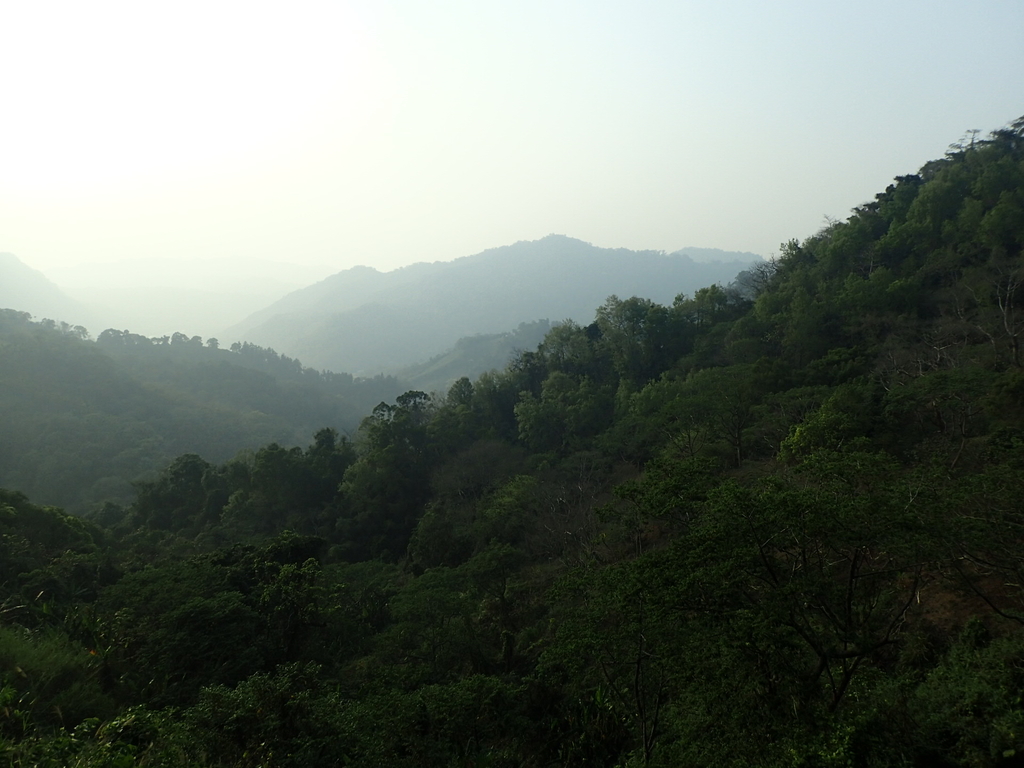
[225, 236, 758, 375]
[396, 320, 554, 393]
[0, 310, 401, 513]
[54, 256, 337, 339]
[672, 245, 763, 263]
[5, 117, 1024, 768]
[0, 252, 97, 329]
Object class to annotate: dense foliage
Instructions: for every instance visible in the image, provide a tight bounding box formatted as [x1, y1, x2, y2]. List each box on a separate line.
[0, 317, 400, 513]
[3, 116, 1024, 766]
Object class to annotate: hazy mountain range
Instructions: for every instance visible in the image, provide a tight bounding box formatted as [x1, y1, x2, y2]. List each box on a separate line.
[2, 237, 759, 383]
[59, 257, 335, 339]
[225, 235, 760, 376]
[0, 252, 98, 330]
[0, 252, 335, 339]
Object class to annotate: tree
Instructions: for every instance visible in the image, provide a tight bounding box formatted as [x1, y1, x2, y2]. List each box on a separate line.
[337, 392, 436, 559]
[544, 558, 677, 764]
[673, 456, 929, 715]
[131, 453, 213, 532]
[514, 373, 614, 453]
[596, 296, 690, 390]
[681, 364, 763, 466]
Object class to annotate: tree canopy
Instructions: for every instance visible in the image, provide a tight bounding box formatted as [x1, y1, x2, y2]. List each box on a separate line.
[3, 116, 1024, 767]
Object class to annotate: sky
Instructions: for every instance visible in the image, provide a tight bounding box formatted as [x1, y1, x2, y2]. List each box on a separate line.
[2, 0, 1023, 291]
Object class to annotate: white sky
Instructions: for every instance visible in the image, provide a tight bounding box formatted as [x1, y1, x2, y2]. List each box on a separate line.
[2, 0, 1023, 284]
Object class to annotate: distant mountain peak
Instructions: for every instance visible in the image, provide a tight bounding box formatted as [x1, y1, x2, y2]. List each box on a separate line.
[0, 252, 95, 329]
[226, 237, 760, 376]
[671, 246, 764, 263]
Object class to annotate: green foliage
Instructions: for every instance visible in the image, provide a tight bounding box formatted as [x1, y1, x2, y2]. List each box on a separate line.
[780, 381, 879, 461]
[183, 663, 348, 768]
[0, 625, 116, 733]
[120, 429, 355, 544]
[94, 533, 329, 707]
[0, 315, 397, 513]
[336, 392, 437, 560]
[0, 490, 100, 589]
[333, 675, 537, 767]
[5, 116, 1024, 766]
[909, 626, 1024, 767]
[515, 372, 614, 453]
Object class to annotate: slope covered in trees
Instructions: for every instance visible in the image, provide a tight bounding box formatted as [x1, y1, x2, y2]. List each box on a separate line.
[0, 313, 400, 513]
[3, 116, 1024, 767]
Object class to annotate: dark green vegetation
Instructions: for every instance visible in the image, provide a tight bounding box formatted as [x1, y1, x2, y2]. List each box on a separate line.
[3, 116, 1024, 766]
[0, 317, 401, 513]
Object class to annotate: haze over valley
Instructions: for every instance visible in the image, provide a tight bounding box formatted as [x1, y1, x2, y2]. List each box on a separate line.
[224, 236, 760, 376]
[1, 236, 758, 378]
[2, 1, 1024, 764]
[0, 232, 758, 513]
[4, 118, 1024, 764]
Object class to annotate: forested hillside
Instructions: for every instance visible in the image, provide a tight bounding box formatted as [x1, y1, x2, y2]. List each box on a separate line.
[3, 116, 1024, 767]
[0, 315, 401, 513]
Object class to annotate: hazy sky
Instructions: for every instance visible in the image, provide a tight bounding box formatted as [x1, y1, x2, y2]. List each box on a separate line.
[2, 0, 1022, 284]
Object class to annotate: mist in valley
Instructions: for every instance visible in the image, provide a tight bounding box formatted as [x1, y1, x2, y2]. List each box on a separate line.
[3, 2, 1024, 765]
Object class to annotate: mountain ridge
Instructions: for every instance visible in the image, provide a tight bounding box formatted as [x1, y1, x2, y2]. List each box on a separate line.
[0, 252, 97, 330]
[225, 235, 759, 375]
